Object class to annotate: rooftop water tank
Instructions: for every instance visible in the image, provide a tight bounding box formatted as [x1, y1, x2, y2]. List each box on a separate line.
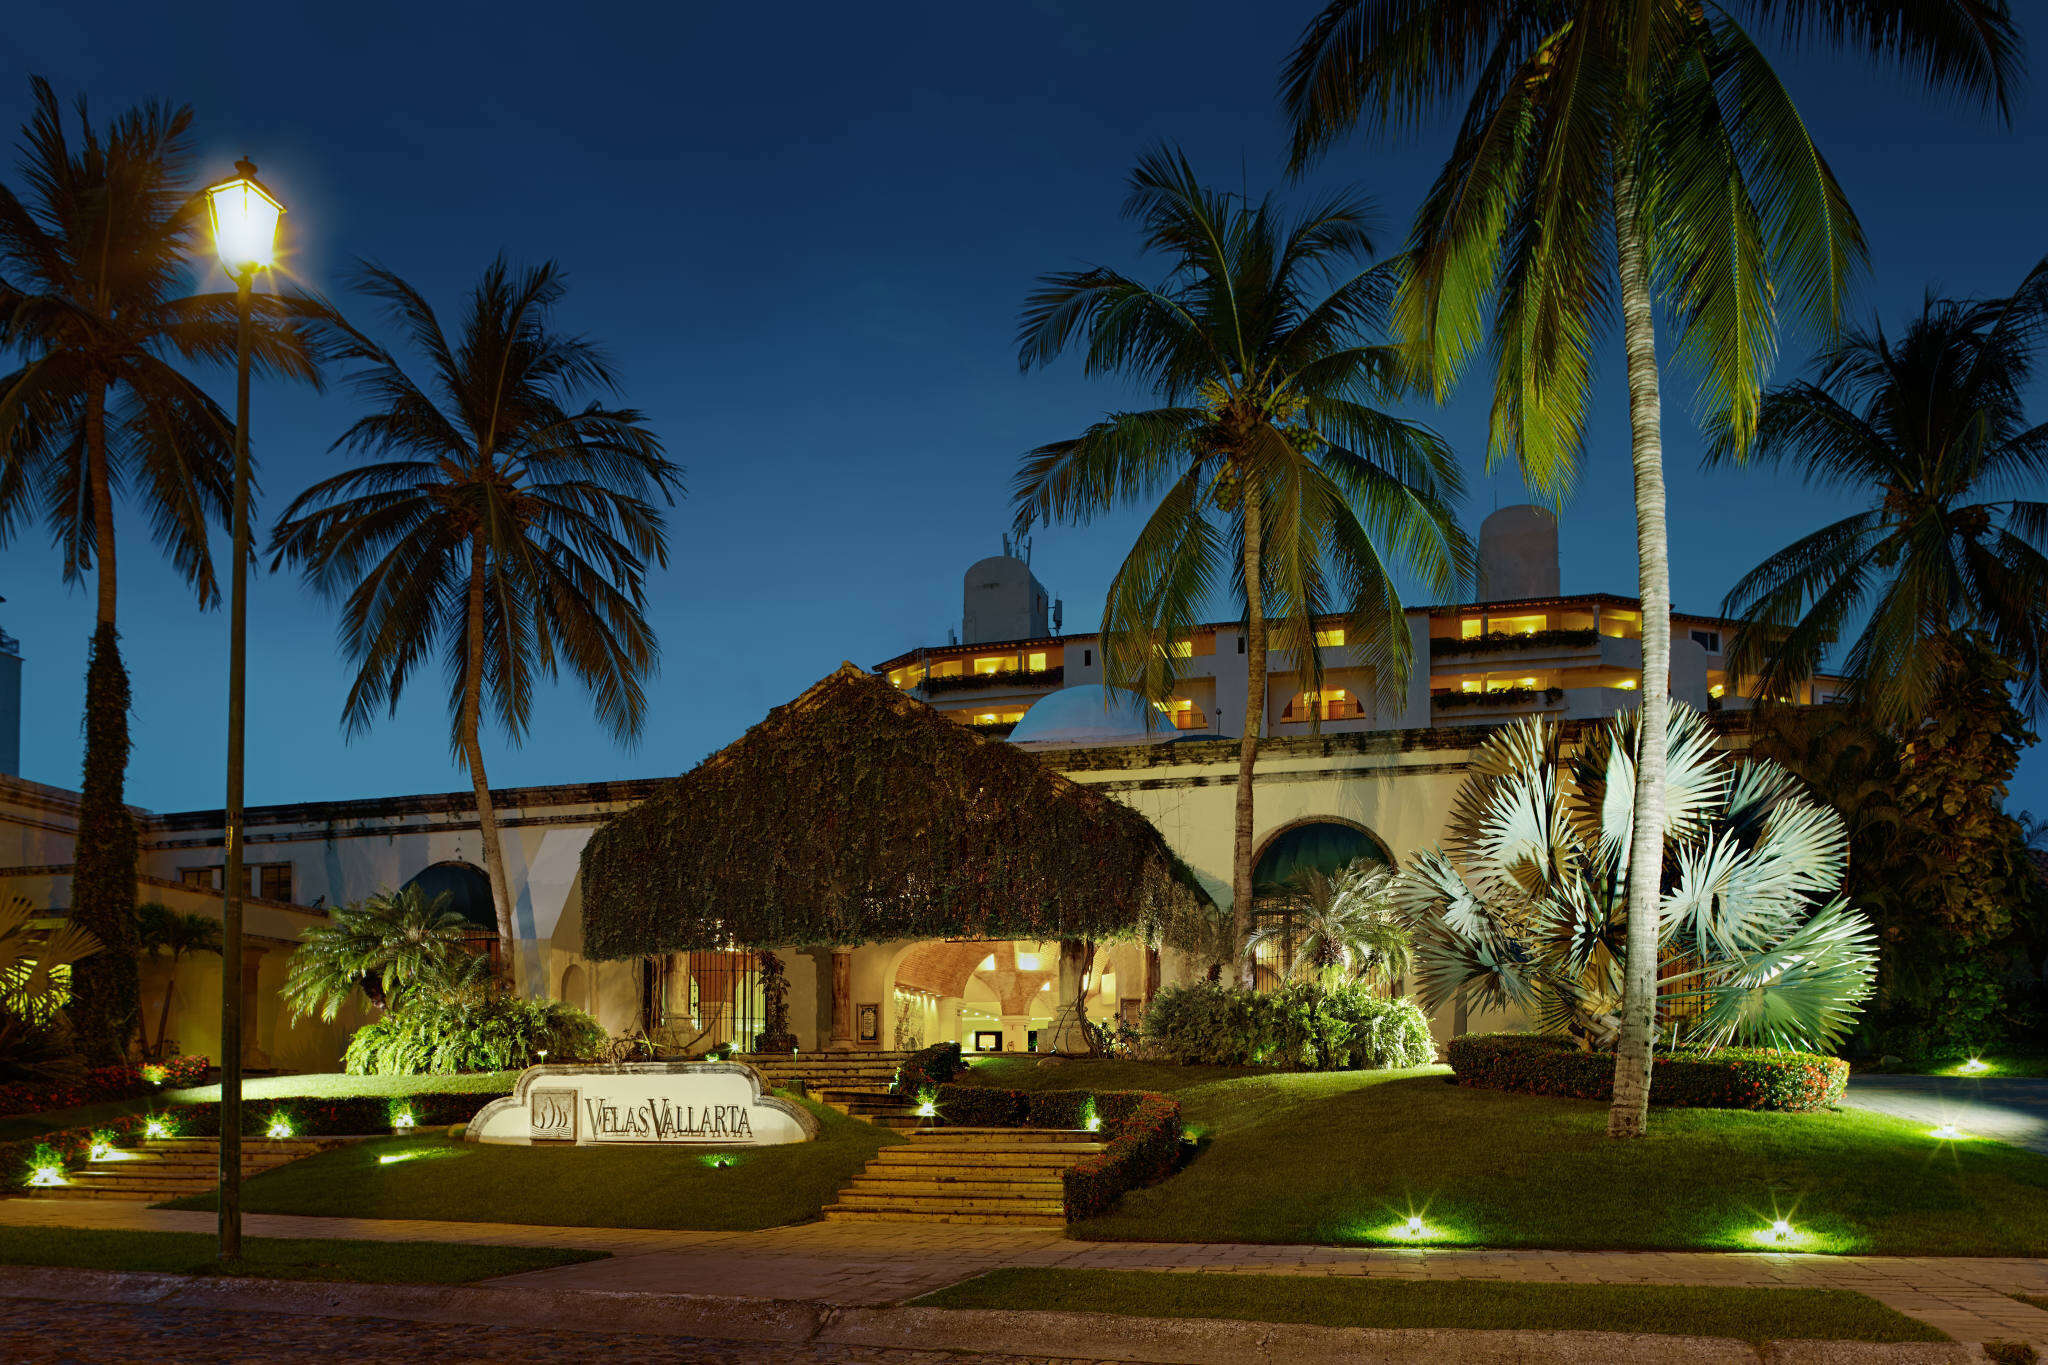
[1478, 505, 1561, 602]
[962, 553, 1050, 644]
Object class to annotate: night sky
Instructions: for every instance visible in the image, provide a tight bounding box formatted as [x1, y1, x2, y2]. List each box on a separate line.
[2, 3, 2043, 816]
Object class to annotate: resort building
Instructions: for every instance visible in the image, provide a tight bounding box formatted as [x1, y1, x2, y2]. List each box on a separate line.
[0, 505, 1841, 1071]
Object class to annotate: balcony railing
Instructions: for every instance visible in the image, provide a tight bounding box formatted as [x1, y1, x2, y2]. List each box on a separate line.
[1430, 629, 1599, 659]
[1431, 686, 1565, 711]
[920, 666, 1065, 695]
[1278, 698, 1366, 723]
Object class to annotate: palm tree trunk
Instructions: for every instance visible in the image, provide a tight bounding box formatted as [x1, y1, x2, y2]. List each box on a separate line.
[1232, 478, 1268, 988]
[461, 531, 517, 984]
[153, 949, 181, 1061]
[1608, 151, 1672, 1140]
[70, 376, 141, 1066]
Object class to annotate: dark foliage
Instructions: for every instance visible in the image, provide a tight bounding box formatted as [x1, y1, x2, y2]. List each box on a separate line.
[1447, 1034, 1847, 1112]
[754, 951, 796, 1053]
[1429, 630, 1599, 659]
[920, 667, 1063, 695]
[68, 625, 139, 1066]
[1431, 686, 1565, 711]
[890, 1041, 962, 1098]
[580, 666, 1212, 957]
[0, 1054, 206, 1119]
[1752, 651, 2048, 1060]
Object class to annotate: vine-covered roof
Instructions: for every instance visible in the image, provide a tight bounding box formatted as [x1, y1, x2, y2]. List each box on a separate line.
[579, 664, 1212, 958]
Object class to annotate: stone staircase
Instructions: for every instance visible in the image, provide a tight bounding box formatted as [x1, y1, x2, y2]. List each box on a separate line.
[737, 1051, 923, 1131]
[822, 1128, 1101, 1227]
[22, 1137, 358, 1202]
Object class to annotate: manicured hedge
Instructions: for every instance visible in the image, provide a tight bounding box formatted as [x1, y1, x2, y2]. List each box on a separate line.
[2, 1089, 508, 1190]
[890, 1041, 963, 1098]
[931, 1084, 1183, 1219]
[1446, 1033, 1849, 1112]
[0, 1055, 210, 1119]
[1142, 982, 1436, 1070]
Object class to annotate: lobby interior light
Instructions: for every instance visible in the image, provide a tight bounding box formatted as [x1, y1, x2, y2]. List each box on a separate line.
[205, 160, 284, 276]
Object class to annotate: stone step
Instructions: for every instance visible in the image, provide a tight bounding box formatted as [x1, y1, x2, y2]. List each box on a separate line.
[846, 1178, 1062, 1198]
[821, 1207, 1065, 1228]
[22, 1186, 163, 1201]
[913, 1128, 1099, 1141]
[95, 1152, 302, 1170]
[868, 1115, 924, 1131]
[830, 1192, 1065, 1214]
[882, 1140, 1104, 1156]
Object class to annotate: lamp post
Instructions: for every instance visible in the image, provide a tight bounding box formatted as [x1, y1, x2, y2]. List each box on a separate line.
[203, 159, 282, 1263]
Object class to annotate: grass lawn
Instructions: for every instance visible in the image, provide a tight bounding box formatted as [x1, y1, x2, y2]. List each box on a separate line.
[162, 1094, 897, 1230]
[0, 1225, 602, 1284]
[914, 1268, 1945, 1343]
[1864, 1056, 2048, 1080]
[958, 1061, 2048, 1256]
[0, 1071, 521, 1143]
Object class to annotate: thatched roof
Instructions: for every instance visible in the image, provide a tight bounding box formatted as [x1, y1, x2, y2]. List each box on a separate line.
[579, 664, 1212, 959]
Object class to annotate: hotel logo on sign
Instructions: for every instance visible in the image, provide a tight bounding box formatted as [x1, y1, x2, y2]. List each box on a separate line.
[529, 1087, 578, 1141]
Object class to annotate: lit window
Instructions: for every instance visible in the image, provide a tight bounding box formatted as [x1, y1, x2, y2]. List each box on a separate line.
[973, 657, 1009, 675]
[1026, 652, 1048, 671]
[1461, 680, 1482, 694]
[1619, 679, 1639, 690]
[1690, 628, 1722, 653]
[1460, 619, 1482, 639]
[1165, 640, 1193, 658]
[1314, 628, 1346, 648]
[1709, 684, 1726, 699]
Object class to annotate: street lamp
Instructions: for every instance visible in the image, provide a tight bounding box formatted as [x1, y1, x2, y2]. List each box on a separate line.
[203, 157, 283, 1264]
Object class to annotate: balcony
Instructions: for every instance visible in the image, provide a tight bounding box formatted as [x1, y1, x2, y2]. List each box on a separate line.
[920, 665, 1065, 696]
[1278, 697, 1367, 724]
[1431, 686, 1566, 719]
[1430, 628, 1599, 660]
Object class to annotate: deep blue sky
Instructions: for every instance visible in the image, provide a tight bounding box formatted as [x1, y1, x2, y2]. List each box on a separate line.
[2, 3, 2044, 817]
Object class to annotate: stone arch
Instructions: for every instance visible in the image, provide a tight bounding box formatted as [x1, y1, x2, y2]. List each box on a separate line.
[401, 859, 496, 928]
[1250, 816, 1393, 892]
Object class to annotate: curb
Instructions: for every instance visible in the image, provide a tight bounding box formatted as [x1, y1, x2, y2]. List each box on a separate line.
[0, 1266, 1997, 1364]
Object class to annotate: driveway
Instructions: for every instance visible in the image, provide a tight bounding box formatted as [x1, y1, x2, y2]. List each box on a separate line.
[1842, 1074, 2048, 1154]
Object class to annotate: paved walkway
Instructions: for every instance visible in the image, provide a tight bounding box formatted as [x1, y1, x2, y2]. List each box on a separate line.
[6, 1198, 2048, 1345]
[1844, 1074, 2048, 1154]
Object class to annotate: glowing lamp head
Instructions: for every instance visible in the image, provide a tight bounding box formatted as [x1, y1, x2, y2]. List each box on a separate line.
[143, 1117, 171, 1140]
[265, 1116, 293, 1140]
[1960, 1058, 1989, 1075]
[205, 159, 284, 276]
[392, 1111, 415, 1130]
[1405, 1216, 1425, 1236]
[1932, 1123, 1963, 1141]
[88, 1141, 114, 1161]
[1769, 1219, 1793, 1243]
[27, 1165, 65, 1188]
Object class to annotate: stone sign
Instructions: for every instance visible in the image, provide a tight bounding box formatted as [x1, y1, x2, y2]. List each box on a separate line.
[464, 1062, 819, 1147]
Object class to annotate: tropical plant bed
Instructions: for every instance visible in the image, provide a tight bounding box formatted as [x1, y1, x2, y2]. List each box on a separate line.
[1448, 1033, 1847, 1111]
[1004, 1065, 2048, 1256]
[914, 1268, 1945, 1343]
[161, 1096, 896, 1230]
[0, 1055, 210, 1120]
[0, 1225, 603, 1284]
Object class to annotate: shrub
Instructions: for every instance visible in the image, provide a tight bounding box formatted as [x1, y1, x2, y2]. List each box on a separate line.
[932, 1083, 1182, 1218]
[0, 1055, 210, 1119]
[1142, 981, 1435, 1070]
[344, 992, 603, 1075]
[933, 1082, 1026, 1127]
[1447, 1033, 1848, 1112]
[890, 1041, 962, 1098]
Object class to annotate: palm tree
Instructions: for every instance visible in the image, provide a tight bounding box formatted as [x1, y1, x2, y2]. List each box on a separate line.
[1283, 1, 2019, 1136]
[1716, 260, 2048, 725]
[1014, 148, 1470, 982]
[134, 902, 221, 1060]
[0, 79, 324, 1064]
[1394, 706, 1878, 1054]
[281, 884, 484, 1023]
[272, 259, 680, 978]
[1248, 859, 1411, 989]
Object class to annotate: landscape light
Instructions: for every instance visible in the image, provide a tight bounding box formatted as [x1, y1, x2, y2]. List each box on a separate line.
[26, 1164, 65, 1188]
[392, 1110, 416, 1130]
[378, 1153, 418, 1166]
[266, 1116, 294, 1139]
[141, 1064, 167, 1086]
[915, 1088, 939, 1119]
[1768, 1219, 1793, 1244]
[537, 1050, 549, 1062]
[701, 1154, 736, 1169]
[1405, 1216, 1425, 1237]
[1959, 1058, 1989, 1075]
[1931, 1124, 1964, 1141]
[88, 1139, 115, 1162]
[143, 1117, 172, 1140]
[1081, 1099, 1101, 1132]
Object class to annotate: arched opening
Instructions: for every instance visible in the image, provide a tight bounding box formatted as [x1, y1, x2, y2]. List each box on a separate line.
[1248, 819, 1394, 988]
[401, 860, 501, 970]
[559, 962, 588, 1012]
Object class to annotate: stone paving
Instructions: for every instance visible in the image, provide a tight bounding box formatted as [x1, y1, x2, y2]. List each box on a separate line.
[0, 1297, 1109, 1364]
[4, 1198, 2048, 1345]
[1843, 1075, 2048, 1155]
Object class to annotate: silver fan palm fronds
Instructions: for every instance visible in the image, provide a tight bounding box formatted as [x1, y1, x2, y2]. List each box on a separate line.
[1248, 860, 1412, 989]
[0, 894, 101, 1026]
[1393, 705, 1876, 1054]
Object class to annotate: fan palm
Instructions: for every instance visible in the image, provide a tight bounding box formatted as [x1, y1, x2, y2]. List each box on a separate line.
[1715, 260, 2048, 725]
[1394, 705, 1878, 1053]
[1013, 147, 1470, 982]
[0, 892, 101, 1085]
[0, 78, 325, 1063]
[1283, 0, 2018, 1135]
[272, 258, 680, 977]
[134, 902, 221, 1060]
[1248, 859, 1412, 988]
[281, 884, 485, 1023]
